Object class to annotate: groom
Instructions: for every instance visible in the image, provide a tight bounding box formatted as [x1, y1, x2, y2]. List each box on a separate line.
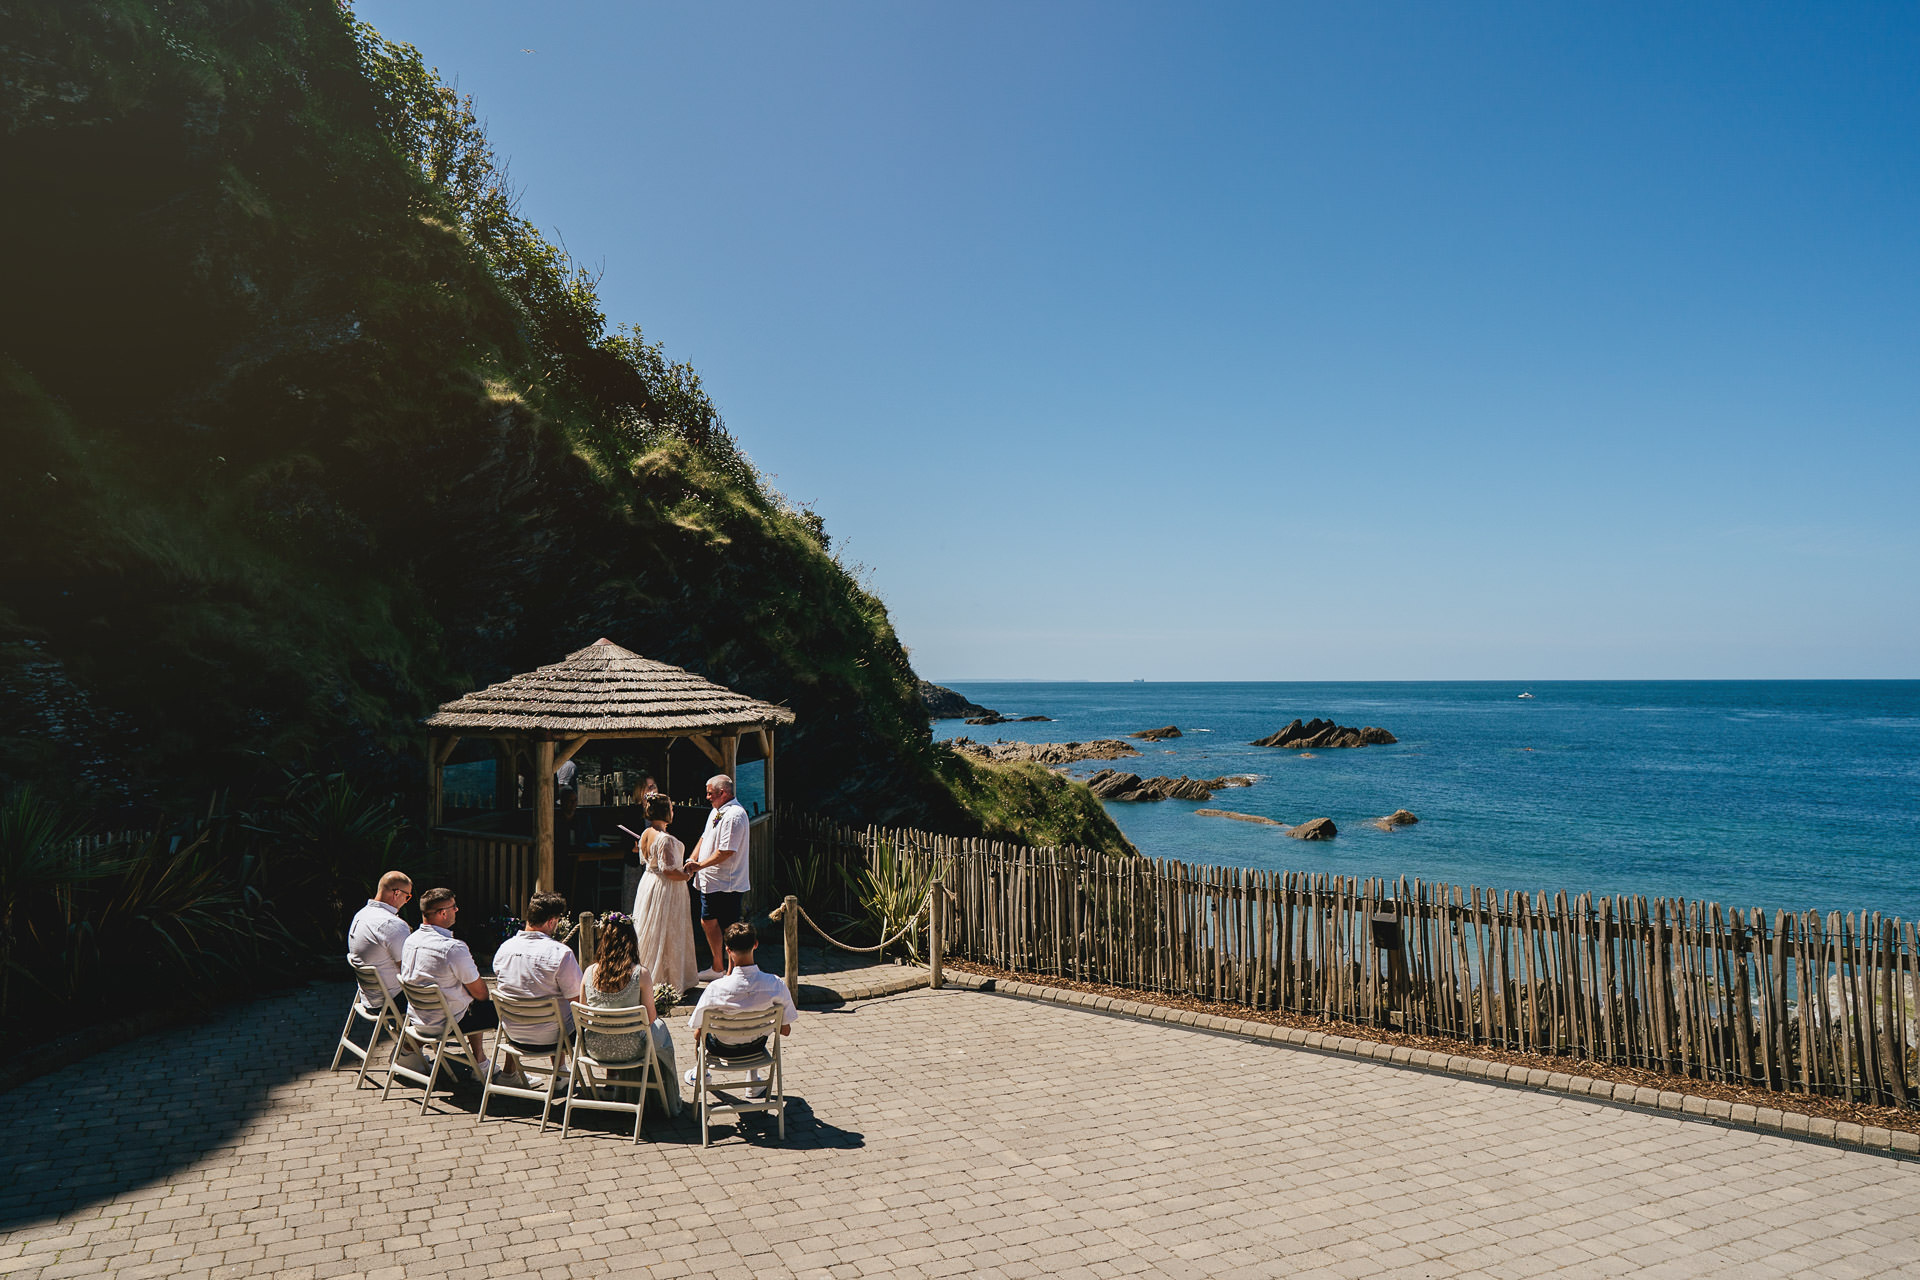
[684, 773, 751, 980]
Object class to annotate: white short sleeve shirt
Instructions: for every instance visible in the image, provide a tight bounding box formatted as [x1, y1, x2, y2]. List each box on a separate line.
[346, 899, 410, 1003]
[400, 923, 481, 1030]
[687, 964, 797, 1045]
[491, 930, 585, 1045]
[692, 800, 753, 894]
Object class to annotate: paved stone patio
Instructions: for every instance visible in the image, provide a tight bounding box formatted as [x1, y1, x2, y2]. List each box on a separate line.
[4, 980, 1919, 1278]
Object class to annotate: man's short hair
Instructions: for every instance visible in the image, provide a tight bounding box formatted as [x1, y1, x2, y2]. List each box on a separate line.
[525, 891, 569, 927]
[377, 870, 412, 894]
[707, 773, 735, 797]
[419, 887, 456, 916]
[723, 921, 757, 954]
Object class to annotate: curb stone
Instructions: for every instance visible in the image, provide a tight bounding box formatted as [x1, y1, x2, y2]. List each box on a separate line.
[942, 969, 1920, 1161]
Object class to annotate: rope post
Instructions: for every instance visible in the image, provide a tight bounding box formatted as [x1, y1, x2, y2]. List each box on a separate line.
[577, 911, 596, 969]
[781, 895, 800, 1004]
[929, 877, 944, 989]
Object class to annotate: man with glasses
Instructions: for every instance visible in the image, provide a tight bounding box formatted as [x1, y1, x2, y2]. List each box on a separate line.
[347, 871, 413, 1010]
[399, 888, 498, 1079]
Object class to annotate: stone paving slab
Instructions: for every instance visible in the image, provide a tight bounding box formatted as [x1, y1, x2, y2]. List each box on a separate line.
[4, 980, 1920, 1278]
[946, 972, 1920, 1159]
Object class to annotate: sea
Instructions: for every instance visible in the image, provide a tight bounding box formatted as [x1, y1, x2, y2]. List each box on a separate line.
[931, 681, 1920, 922]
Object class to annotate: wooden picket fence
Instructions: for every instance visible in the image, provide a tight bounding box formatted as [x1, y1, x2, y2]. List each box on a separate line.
[786, 811, 1920, 1109]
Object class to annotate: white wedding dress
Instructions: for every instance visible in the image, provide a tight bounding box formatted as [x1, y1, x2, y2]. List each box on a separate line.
[633, 829, 700, 991]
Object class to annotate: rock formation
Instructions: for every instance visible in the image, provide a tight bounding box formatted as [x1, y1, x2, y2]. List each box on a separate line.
[919, 681, 998, 720]
[1288, 817, 1337, 840]
[1083, 771, 1253, 803]
[1130, 725, 1182, 741]
[1195, 809, 1285, 826]
[949, 739, 1140, 766]
[1251, 719, 1397, 749]
[1368, 809, 1419, 832]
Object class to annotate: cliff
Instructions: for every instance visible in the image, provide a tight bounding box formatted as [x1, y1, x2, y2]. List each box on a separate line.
[0, 0, 1132, 854]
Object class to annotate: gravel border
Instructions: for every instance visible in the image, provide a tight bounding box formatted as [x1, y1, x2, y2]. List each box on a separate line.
[945, 969, 1920, 1161]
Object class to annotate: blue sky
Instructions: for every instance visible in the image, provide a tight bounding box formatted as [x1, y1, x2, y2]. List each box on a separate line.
[353, 1, 1919, 680]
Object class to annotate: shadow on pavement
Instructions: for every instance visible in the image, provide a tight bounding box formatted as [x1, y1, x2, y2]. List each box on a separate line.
[0, 981, 349, 1230]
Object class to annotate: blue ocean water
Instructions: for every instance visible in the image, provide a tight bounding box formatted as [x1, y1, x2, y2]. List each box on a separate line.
[932, 682, 1920, 921]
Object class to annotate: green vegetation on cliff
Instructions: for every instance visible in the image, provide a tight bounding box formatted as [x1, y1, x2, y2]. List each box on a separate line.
[0, 0, 1130, 855]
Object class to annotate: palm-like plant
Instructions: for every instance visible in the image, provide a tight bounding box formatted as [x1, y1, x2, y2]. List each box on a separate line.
[0, 786, 100, 1018]
[842, 838, 935, 960]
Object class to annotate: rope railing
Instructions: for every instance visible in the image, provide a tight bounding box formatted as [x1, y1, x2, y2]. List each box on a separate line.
[768, 880, 959, 1001]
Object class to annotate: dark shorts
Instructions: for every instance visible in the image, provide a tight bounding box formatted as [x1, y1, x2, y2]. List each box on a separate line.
[704, 1034, 768, 1061]
[456, 1001, 499, 1034]
[698, 889, 745, 926]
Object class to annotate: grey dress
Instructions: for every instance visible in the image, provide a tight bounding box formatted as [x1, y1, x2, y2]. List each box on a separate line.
[580, 962, 681, 1114]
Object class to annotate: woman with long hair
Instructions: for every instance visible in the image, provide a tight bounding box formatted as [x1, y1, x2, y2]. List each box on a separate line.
[580, 912, 678, 1110]
[631, 794, 699, 990]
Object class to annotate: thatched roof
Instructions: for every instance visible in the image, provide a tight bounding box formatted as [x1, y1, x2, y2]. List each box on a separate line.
[423, 639, 795, 737]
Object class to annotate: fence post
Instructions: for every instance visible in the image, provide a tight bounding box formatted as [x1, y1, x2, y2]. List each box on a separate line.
[930, 872, 944, 990]
[576, 911, 596, 969]
[781, 895, 801, 1004]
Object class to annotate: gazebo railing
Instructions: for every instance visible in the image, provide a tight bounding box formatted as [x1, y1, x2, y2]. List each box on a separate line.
[434, 826, 535, 923]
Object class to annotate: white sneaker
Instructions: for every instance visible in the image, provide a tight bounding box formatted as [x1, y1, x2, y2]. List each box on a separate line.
[684, 1066, 711, 1088]
[393, 1048, 430, 1077]
[492, 1067, 532, 1090]
[696, 968, 722, 983]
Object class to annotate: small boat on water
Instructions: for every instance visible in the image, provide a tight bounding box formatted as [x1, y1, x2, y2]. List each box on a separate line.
[1517, 691, 1534, 699]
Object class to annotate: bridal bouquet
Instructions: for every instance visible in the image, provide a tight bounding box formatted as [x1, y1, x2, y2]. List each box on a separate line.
[653, 983, 680, 1016]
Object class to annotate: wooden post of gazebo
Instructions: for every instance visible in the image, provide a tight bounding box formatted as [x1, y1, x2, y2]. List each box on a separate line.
[423, 638, 795, 896]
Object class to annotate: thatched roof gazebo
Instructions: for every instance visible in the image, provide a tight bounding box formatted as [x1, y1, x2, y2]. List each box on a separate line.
[423, 638, 795, 893]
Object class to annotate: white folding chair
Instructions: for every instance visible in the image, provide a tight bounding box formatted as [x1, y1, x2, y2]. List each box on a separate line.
[693, 1006, 786, 1147]
[383, 979, 486, 1114]
[478, 992, 569, 1131]
[561, 1001, 669, 1143]
[330, 960, 406, 1088]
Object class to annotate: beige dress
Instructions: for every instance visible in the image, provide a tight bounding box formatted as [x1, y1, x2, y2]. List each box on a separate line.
[633, 829, 699, 991]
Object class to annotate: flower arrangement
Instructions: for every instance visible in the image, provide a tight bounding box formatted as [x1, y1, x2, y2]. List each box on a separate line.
[653, 983, 680, 1016]
[486, 908, 523, 945]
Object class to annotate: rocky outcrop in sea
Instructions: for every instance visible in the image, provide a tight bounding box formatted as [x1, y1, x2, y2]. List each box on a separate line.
[1130, 725, 1182, 741]
[919, 680, 997, 720]
[949, 738, 1140, 765]
[1251, 718, 1397, 749]
[1084, 770, 1257, 803]
[1288, 817, 1338, 840]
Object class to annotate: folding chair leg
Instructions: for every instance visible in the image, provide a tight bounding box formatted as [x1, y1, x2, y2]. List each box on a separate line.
[420, 1036, 446, 1115]
[330, 1004, 358, 1071]
[353, 1015, 379, 1089]
[380, 1032, 408, 1102]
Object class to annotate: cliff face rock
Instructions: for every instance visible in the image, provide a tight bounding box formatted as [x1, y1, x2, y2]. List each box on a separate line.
[1288, 817, 1338, 840]
[919, 681, 997, 721]
[0, 3, 1141, 855]
[1130, 725, 1182, 741]
[1252, 719, 1397, 749]
[949, 739, 1139, 766]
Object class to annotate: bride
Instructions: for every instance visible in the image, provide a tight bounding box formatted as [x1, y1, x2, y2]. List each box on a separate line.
[631, 794, 700, 990]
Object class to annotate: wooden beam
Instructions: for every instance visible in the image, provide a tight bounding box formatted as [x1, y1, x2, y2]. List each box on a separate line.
[721, 733, 739, 777]
[763, 728, 776, 816]
[533, 739, 556, 895]
[689, 734, 728, 771]
[494, 740, 518, 811]
[553, 736, 591, 769]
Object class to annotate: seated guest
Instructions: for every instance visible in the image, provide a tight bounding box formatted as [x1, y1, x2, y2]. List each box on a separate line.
[347, 870, 412, 1007]
[398, 888, 497, 1078]
[490, 891, 584, 1088]
[686, 921, 796, 1098]
[580, 912, 677, 1111]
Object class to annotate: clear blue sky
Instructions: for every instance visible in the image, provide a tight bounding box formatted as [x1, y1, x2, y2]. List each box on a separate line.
[354, 1, 1919, 680]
